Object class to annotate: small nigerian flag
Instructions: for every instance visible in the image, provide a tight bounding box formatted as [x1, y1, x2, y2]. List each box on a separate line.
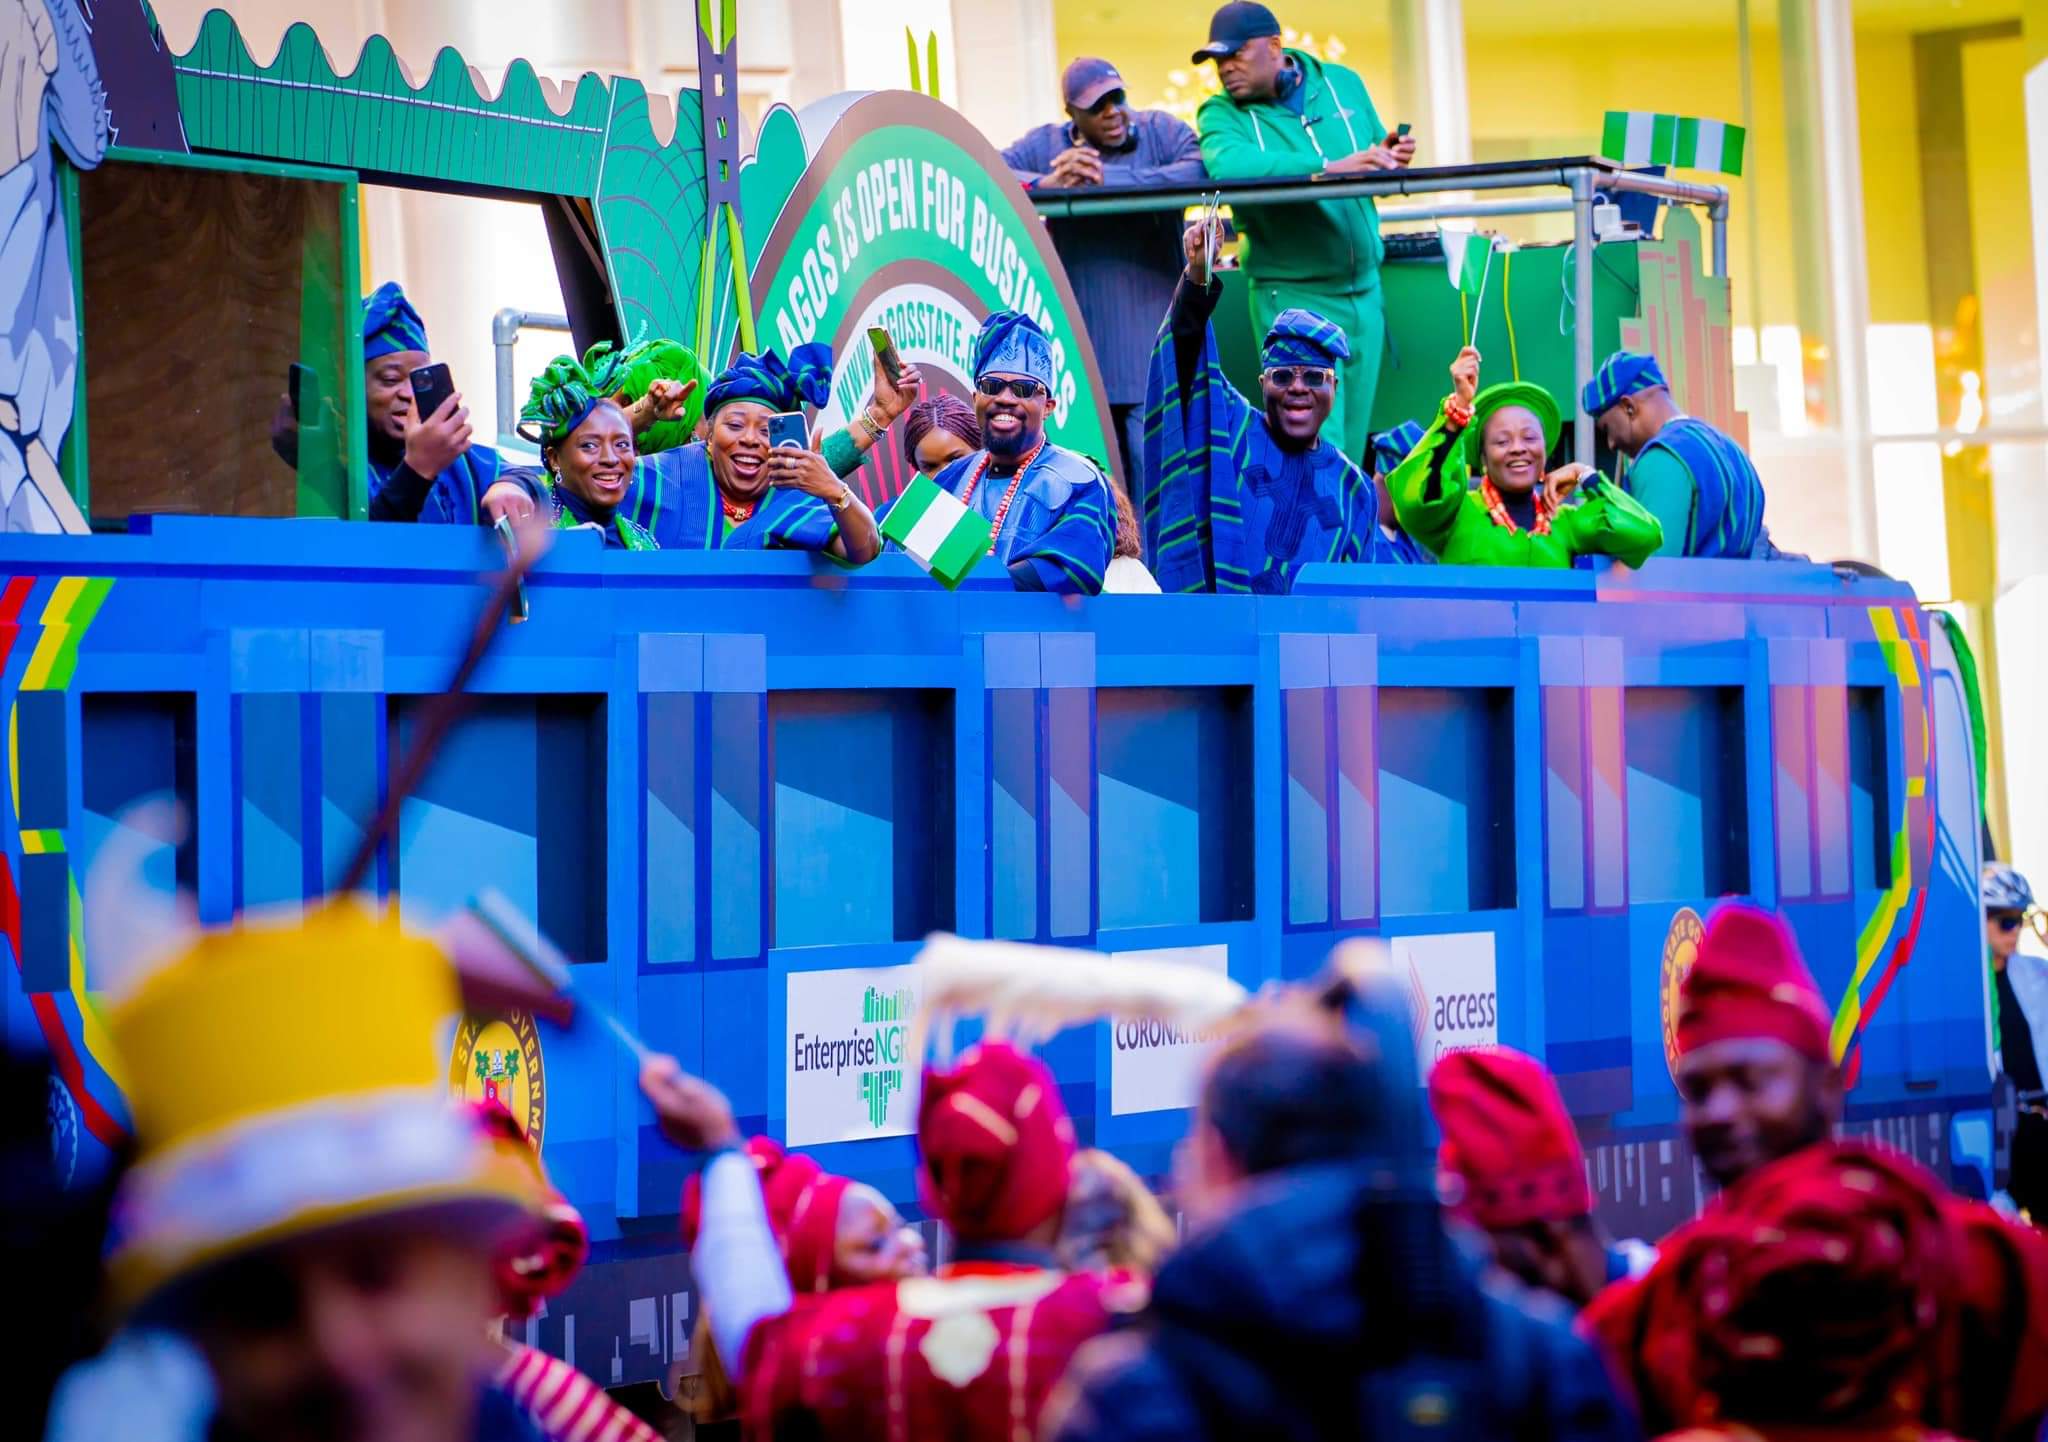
[1443, 228, 1494, 298]
[882, 474, 993, 589]
[1600, 110, 1745, 176]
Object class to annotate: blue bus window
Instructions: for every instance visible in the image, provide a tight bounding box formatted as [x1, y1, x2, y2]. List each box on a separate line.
[1098, 687, 1254, 930]
[390, 695, 607, 960]
[75, 694, 198, 989]
[1849, 686, 1893, 890]
[769, 690, 954, 949]
[1378, 688, 1515, 915]
[1625, 687, 1749, 903]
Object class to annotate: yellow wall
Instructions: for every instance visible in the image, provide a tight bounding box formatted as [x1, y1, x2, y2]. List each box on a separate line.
[1050, 4, 1939, 330]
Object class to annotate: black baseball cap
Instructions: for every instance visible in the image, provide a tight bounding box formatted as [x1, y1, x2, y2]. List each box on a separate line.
[1192, 1, 1282, 63]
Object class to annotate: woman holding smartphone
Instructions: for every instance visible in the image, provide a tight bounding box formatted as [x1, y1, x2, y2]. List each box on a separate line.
[484, 342, 920, 560]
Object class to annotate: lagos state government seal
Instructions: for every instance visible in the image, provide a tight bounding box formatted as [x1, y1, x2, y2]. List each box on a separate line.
[1659, 907, 1705, 1083]
[450, 1010, 547, 1146]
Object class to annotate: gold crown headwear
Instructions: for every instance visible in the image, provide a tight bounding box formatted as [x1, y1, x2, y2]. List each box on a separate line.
[101, 900, 536, 1315]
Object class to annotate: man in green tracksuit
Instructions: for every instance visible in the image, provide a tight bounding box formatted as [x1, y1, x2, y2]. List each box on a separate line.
[1193, 1, 1414, 462]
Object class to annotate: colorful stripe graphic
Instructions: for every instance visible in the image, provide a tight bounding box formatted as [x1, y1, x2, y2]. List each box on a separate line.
[2, 575, 127, 1144]
[1829, 606, 1933, 1086]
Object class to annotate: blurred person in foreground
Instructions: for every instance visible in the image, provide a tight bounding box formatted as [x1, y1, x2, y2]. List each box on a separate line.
[1429, 1046, 1653, 1309]
[1004, 57, 1206, 480]
[1985, 861, 2048, 1221]
[1614, 1143, 1967, 1442]
[1043, 954, 1637, 1442]
[1192, 1, 1414, 457]
[1582, 350, 1772, 560]
[1139, 219, 1382, 593]
[49, 903, 545, 1442]
[1586, 901, 2048, 1442]
[877, 310, 1117, 593]
[676, 1136, 928, 1428]
[1058, 1148, 1177, 1274]
[640, 1039, 1140, 1440]
[1391, 345, 1662, 568]
[467, 1102, 658, 1442]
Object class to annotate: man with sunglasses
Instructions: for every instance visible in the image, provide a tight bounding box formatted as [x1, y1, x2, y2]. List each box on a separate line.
[882, 309, 1115, 593]
[1135, 220, 1381, 593]
[1987, 862, 2048, 1221]
[1004, 59, 1207, 484]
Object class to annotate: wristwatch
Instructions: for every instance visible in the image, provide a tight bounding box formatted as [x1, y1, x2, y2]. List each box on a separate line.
[829, 483, 855, 512]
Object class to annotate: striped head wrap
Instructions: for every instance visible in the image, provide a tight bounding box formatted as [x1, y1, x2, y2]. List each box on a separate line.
[362, 282, 428, 361]
[1581, 350, 1668, 417]
[1261, 307, 1350, 369]
[705, 344, 834, 417]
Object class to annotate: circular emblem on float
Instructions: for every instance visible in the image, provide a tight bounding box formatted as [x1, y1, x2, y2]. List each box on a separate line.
[1660, 907, 1705, 1082]
[450, 1010, 547, 1147]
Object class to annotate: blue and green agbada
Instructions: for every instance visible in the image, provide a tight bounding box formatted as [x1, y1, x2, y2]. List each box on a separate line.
[1139, 278, 1383, 593]
[876, 310, 1115, 595]
[362, 281, 505, 524]
[1581, 351, 1768, 560]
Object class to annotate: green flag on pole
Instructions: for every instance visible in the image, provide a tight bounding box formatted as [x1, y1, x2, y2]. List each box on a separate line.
[1599, 110, 1746, 176]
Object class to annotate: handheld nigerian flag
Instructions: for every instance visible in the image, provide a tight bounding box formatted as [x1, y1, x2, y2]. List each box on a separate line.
[882, 474, 993, 588]
[1442, 227, 1500, 346]
[1600, 110, 1746, 176]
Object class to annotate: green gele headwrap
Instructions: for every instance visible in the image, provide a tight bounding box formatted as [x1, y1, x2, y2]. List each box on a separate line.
[604, 339, 711, 453]
[1463, 381, 1562, 474]
[518, 349, 610, 446]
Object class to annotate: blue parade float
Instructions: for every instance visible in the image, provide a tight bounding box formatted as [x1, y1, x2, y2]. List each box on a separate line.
[0, 514, 1989, 1381]
[0, 2, 1994, 1389]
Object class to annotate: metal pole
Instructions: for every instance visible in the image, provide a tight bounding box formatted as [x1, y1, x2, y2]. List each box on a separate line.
[1711, 199, 1730, 279]
[1570, 167, 1597, 466]
[492, 309, 572, 440]
[1379, 197, 1574, 225]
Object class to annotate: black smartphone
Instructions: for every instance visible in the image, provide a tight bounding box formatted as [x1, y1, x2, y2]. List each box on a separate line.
[409, 362, 455, 423]
[287, 361, 315, 417]
[868, 327, 904, 388]
[767, 411, 808, 449]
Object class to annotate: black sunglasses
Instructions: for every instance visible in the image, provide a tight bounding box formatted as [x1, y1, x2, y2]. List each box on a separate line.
[1994, 912, 2026, 933]
[1263, 366, 1334, 390]
[977, 375, 1047, 400]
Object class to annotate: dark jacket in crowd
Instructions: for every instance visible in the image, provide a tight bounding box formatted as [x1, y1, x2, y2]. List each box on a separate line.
[1047, 1160, 1640, 1442]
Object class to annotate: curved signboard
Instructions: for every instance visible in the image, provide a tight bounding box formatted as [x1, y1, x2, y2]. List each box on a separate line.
[748, 91, 1118, 507]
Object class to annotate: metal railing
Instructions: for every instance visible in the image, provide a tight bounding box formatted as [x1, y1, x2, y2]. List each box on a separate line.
[492, 308, 573, 442]
[1028, 156, 1731, 466]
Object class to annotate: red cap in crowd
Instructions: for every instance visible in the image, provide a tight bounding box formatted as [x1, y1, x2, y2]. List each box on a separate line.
[1633, 1142, 1952, 1429]
[1675, 902, 1832, 1064]
[918, 1042, 1076, 1242]
[1428, 1046, 1593, 1229]
[682, 1136, 852, 1293]
[467, 1100, 589, 1317]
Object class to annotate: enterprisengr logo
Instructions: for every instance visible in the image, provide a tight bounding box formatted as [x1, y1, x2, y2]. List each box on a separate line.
[793, 985, 917, 1132]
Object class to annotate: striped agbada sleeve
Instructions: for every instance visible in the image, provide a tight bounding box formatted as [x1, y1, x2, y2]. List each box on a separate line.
[1008, 474, 1115, 595]
[496, 1343, 661, 1442]
[1140, 274, 1257, 592]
